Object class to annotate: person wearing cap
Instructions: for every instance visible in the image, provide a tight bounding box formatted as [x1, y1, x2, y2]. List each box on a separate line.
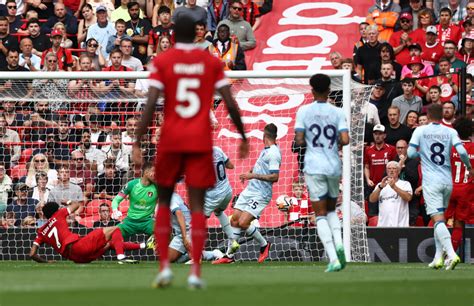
[421, 25, 445, 67]
[364, 123, 397, 216]
[389, 11, 416, 66]
[125, 1, 152, 65]
[436, 7, 462, 46]
[399, 0, 434, 31]
[43, 3, 78, 41]
[366, 0, 401, 42]
[148, 5, 175, 57]
[40, 28, 73, 71]
[392, 78, 423, 124]
[385, 105, 416, 145]
[369, 80, 391, 126]
[6, 183, 38, 227]
[403, 55, 430, 98]
[401, 43, 434, 77]
[86, 5, 116, 59]
[457, 32, 474, 64]
[111, 0, 145, 23]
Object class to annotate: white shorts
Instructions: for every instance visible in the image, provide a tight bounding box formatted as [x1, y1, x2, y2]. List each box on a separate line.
[423, 183, 452, 216]
[305, 174, 340, 201]
[204, 190, 233, 217]
[169, 234, 190, 254]
[233, 191, 270, 219]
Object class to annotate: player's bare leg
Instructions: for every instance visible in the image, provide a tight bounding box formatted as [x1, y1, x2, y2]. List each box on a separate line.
[238, 212, 270, 263]
[326, 198, 346, 269]
[313, 198, 341, 272]
[152, 185, 174, 288]
[187, 187, 207, 289]
[102, 226, 139, 264]
[431, 213, 460, 270]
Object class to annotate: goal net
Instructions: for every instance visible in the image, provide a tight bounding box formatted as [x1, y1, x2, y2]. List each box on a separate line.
[0, 70, 371, 263]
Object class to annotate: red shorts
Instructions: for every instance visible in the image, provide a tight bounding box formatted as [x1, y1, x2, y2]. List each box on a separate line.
[154, 151, 215, 189]
[68, 229, 107, 263]
[445, 184, 473, 222]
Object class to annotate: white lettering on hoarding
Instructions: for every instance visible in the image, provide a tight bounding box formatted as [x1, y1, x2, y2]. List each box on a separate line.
[279, 2, 365, 25]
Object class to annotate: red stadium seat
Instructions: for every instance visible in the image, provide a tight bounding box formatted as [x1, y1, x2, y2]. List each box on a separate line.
[10, 164, 27, 180]
[368, 216, 378, 227]
[19, 148, 33, 164]
[415, 216, 425, 227]
[78, 215, 99, 228]
[84, 200, 111, 217]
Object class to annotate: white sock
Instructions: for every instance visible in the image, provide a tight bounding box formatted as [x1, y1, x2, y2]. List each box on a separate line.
[117, 254, 125, 260]
[140, 242, 145, 249]
[202, 251, 215, 261]
[434, 221, 457, 259]
[433, 234, 443, 260]
[246, 224, 267, 247]
[216, 212, 234, 239]
[327, 211, 342, 248]
[316, 216, 338, 263]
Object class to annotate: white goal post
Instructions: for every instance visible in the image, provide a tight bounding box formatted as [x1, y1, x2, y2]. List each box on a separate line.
[0, 70, 370, 263]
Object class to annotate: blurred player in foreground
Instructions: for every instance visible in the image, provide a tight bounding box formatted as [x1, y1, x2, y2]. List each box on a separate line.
[408, 104, 474, 270]
[133, 16, 248, 289]
[30, 201, 142, 264]
[294, 73, 350, 272]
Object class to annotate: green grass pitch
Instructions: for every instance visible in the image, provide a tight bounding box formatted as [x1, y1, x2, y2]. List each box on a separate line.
[1, 261, 473, 306]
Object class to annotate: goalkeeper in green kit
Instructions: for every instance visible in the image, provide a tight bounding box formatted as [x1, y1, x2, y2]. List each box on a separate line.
[112, 161, 158, 242]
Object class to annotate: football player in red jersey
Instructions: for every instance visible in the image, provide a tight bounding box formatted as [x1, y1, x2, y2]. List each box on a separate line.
[29, 201, 142, 264]
[446, 117, 474, 253]
[133, 16, 248, 289]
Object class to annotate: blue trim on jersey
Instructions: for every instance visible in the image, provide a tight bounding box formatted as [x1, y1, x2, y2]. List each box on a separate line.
[316, 101, 327, 103]
[248, 227, 257, 236]
[409, 143, 419, 148]
[318, 193, 329, 200]
[339, 128, 349, 132]
[453, 142, 462, 147]
[171, 208, 179, 214]
[269, 170, 280, 174]
[295, 128, 305, 132]
[315, 216, 327, 221]
[433, 221, 445, 228]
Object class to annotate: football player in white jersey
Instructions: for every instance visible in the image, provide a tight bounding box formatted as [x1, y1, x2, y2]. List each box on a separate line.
[213, 124, 281, 264]
[408, 104, 474, 270]
[294, 73, 350, 272]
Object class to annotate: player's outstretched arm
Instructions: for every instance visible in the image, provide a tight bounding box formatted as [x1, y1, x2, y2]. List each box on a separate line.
[67, 201, 82, 214]
[217, 85, 249, 158]
[175, 210, 191, 254]
[134, 86, 162, 165]
[339, 131, 350, 146]
[454, 143, 474, 177]
[29, 244, 49, 263]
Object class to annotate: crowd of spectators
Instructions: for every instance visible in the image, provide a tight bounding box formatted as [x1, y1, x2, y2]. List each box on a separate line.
[0, 0, 272, 229]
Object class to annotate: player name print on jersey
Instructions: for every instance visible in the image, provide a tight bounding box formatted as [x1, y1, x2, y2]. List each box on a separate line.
[173, 63, 204, 75]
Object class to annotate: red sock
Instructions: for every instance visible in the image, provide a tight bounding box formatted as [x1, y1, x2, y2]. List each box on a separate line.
[451, 227, 463, 252]
[123, 242, 141, 251]
[155, 205, 171, 271]
[191, 211, 207, 277]
[110, 228, 124, 256]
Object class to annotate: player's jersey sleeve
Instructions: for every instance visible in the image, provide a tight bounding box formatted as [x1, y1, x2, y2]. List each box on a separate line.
[148, 56, 164, 90]
[409, 126, 421, 148]
[33, 232, 44, 246]
[294, 106, 306, 132]
[450, 129, 462, 148]
[268, 146, 282, 173]
[118, 179, 138, 197]
[170, 193, 182, 214]
[337, 108, 349, 132]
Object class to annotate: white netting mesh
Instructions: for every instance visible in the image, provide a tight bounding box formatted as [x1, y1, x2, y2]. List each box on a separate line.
[0, 72, 371, 263]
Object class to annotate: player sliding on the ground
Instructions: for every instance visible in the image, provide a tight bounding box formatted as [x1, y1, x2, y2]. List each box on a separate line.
[168, 193, 224, 264]
[294, 73, 350, 272]
[133, 15, 248, 289]
[213, 124, 281, 264]
[111, 161, 158, 247]
[408, 104, 474, 270]
[29, 201, 142, 264]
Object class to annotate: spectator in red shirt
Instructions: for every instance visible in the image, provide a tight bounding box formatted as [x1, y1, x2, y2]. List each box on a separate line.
[441, 101, 456, 127]
[389, 12, 417, 66]
[283, 181, 315, 228]
[411, 8, 436, 44]
[241, 0, 261, 31]
[436, 7, 462, 45]
[421, 25, 445, 68]
[40, 29, 73, 71]
[426, 56, 459, 102]
[403, 56, 430, 98]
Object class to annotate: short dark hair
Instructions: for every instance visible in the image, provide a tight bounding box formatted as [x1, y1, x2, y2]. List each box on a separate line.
[110, 48, 123, 56]
[230, 0, 242, 5]
[401, 78, 415, 86]
[27, 18, 40, 27]
[217, 24, 230, 31]
[428, 103, 443, 121]
[43, 202, 60, 219]
[6, 49, 19, 56]
[444, 40, 457, 47]
[111, 129, 121, 136]
[429, 85, 441, 92]
[309, 73, 331, 94]
[438, 56, 451, 64]
[453, 117, 473, 140]
[99, 203, 110, 210]
[264, 123, 278, 140]
[195, 20, 207, 28]
[440, 7, 452, 16]
[174, 15, 196, 43]
[0, 16, 9, 23]
[142, 160, 154, 172]
[127, 1, 140, 9]
[115, 18, 126, 26]
[158, 5, 171, 15]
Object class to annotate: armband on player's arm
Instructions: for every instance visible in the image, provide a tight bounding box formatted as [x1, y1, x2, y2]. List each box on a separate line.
[455, 144, 473, 170]
[407, 144, 419, 159]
